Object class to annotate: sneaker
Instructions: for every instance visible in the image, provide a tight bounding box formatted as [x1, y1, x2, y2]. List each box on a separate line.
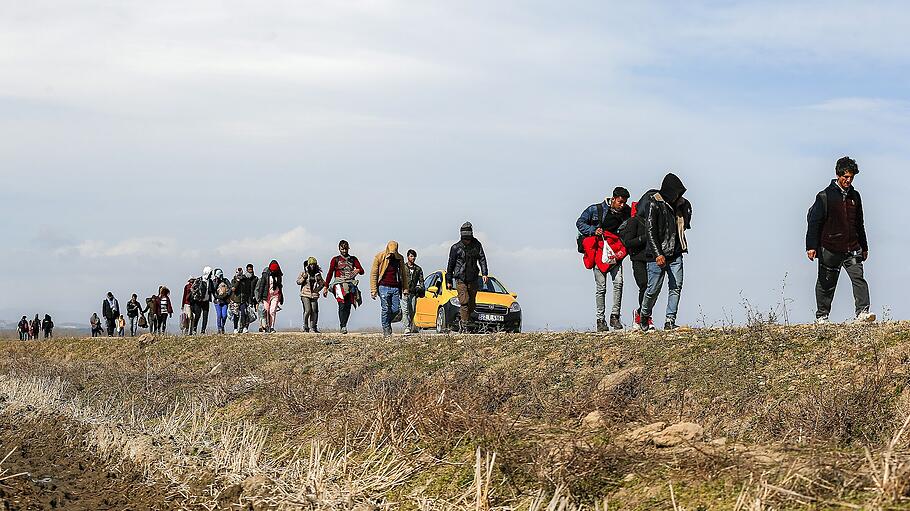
[596, 318, 608, 332]
[609, 314, 624, 331]
[232, 328, 239, 334]
[634, 309, 641, 325]
[340, 327, 348, 334]
[815, 316, 830, 325]
[640, 316, 655, 332]
[664, 320, 678, 331]
[854, 311, 876, 323]
[313, 327, 320, 333]
[383, 328, 392, 337]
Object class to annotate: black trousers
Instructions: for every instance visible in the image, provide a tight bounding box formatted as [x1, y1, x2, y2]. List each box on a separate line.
[338, 301, 352, 328]
[106, 317, 115, 336]
[191, 302, 210, 333]
[632, 260, 648, 312]
[816, 247, 870, 318]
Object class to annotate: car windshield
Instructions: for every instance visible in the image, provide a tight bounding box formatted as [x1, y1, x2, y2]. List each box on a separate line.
[476, 277, 508, 294]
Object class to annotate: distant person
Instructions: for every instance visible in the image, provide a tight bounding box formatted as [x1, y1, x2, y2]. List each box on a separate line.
[637, 173, 692, 331]
[619, 201, 653, 331]
[230, 267, 255, 333]
[30, 314, 40, 339]
[144, 293, 161, 333]
[190, 266, 214, 335]
[402, 249, 424, 334]
[116, 314, 126, 337]
[247, 264, 260, 331]
[806, 156, 874, 324]
[323, 240, 365, 334]
[17, 316, 29, 340]
[297, 257, 324, 333]
[181, 277, 194, 335]
[42, 314, 53, 339]
[157, 286, 174, 332]
[126, 294, 143, 337]
[90, 313, 103, 337]
[102, 292, 120, 337]
[211, 268, 232, 334]
[370, 241, 410, 337]
[577, 187, 632, 331]
[256, 260, 284, 333]
[446, 222, 489, 333]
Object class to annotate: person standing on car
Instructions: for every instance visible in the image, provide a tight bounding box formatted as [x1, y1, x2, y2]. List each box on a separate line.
[638, 173, 692, 331]
[126, 294, 143, 336]
[297, 257, 324, 333]
[446, 222, 489, 333]
[402, 249, 424, 334]
[323, 240, 365, 334]
[211, 268, 232, 334]
[806, 156, 873, 324]
[577, 187, 632, 331]
[370, 241, 410, 337]
[619, 201, 652, 331]
[102, 292, 120, 336]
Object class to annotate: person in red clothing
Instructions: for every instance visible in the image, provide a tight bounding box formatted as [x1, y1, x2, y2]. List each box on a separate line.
[256, 260, 284, 333]
[323, 240, 364, 334]
[370, 241, 410, 337]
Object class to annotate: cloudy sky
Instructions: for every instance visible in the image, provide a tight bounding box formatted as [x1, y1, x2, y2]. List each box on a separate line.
[1, 1, 908, 330]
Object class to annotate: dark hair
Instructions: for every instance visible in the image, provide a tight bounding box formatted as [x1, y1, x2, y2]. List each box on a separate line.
[407, 249, 417, 258]
[836, 156, 859, 176]
[246, 263, 254, 270]
[612, 186, 630, 199]
[339, 240, 350, 250]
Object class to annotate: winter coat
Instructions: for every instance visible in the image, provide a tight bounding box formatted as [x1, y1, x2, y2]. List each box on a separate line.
[211, 277, 232, 305]
[637, 173, 691, 261]
[806, 179, 867, 253]
[576, 202, 632, 236]
[582, 232, 628, 272]
[370, 242, 410, 295]
[446, 237, 488, 287]
[406, 263, 425, 295]
[182, 283, 193, 307]
[102, 297, 120, 320]
[619, 202, 649, 263]
[325, 255, 364, 288]
[297, 271, 325, 299]
[126, 299, 142, 318]
[231, 273, 255, 305]
[256, 269, 284, 304]
[158, 291, 174, 315]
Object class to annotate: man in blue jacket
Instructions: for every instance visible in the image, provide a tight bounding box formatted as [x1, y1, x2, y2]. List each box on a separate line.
[576, 187, 631, 331]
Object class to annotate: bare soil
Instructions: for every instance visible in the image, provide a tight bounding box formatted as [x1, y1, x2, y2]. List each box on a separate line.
[0, 411, 181, 511]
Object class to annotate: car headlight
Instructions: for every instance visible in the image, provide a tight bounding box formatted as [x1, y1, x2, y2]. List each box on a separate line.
[509, 302, 521, 313]
[449, 297, 461, 307]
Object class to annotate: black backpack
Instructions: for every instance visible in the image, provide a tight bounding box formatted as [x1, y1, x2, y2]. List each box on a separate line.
[191, 278, 208, 302]
[576, 203, 605, 253]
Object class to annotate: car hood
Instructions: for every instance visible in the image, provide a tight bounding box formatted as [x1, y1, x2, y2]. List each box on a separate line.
[474, 292, 515, 307]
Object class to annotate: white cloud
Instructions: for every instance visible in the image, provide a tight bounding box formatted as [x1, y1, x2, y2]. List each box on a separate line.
[56, 237, 178, 258]
[214, 226, 324, 259]
[806, 97, 908, 114]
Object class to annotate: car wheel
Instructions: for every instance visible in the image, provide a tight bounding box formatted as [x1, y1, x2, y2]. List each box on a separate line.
[436, 307, 447, 334]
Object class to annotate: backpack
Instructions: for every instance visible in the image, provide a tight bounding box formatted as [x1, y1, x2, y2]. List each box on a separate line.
[577, 203, 605, 253]
[191, 277, 208, 302]
[215, 279, 232, 301]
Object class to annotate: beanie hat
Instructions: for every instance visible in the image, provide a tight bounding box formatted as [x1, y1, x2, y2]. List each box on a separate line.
[306, 257, 317, 266]
[269, 260, 280, 272]
[460, 221, 473, 238]
[612, 187, 630, 199]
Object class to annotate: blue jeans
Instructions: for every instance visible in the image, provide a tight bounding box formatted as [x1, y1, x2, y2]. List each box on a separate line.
[214, 303, 228, 332]
[641, 256, 684, 322]
[378, 285, 401, 332]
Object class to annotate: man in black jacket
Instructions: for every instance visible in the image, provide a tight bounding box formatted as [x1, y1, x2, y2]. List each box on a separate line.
[806, 156, 873, 324]
[446, 222, 489, 332]
[576, 187, 632, 331]
[619, 202, 651, 330]
[637, 173, 691, 331]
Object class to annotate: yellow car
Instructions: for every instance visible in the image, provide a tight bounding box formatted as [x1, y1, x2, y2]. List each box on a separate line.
[413, 271, 522, 333]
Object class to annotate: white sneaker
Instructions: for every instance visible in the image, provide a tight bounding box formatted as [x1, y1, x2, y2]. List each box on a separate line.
[815, 316, 830, 325]
[232, 328, 238, 334]
[854, 311, 876, 323]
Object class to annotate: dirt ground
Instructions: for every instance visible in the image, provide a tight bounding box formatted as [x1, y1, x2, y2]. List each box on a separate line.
[0, 412, 182, 511]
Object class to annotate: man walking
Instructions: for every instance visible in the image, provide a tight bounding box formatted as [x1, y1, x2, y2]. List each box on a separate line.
[190, 266, 213, 335]
[102, 292, 120, 337]
[402, 249, 424, 334]
[370, 241, 410, 337]
[806, 156, 874, 324]
[637, 173, 692, 331]
[446, 222, 489, 333]
[576, 187, 632, 331]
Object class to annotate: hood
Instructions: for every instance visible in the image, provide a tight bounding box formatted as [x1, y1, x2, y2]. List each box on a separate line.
[384, 241, 401, 258]
[659, 173, 686, 204]
[202, 266, 212, 278]
[268, 260, 282, 274]
[213, 268, 223, 279]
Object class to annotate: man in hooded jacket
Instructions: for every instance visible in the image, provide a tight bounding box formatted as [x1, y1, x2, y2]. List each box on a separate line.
[446, 222, 489, 332]
[370, 241, 410, 337]
[637, 173, 692, 331]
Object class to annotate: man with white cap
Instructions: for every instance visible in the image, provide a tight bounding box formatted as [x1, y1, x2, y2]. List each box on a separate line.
[190, 266, 214, 335]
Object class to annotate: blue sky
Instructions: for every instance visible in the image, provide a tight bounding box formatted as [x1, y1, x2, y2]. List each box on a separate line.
[1, 0, 908, 329]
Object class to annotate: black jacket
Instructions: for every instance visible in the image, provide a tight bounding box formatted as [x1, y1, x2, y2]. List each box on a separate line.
[446, 238, 489, 286]
[126, 299, 141, 318]
[806, 180, 867, 253]
[619, 214, 649, 263]
[639, 173, 691, 261]
[232, 273, 256, 305]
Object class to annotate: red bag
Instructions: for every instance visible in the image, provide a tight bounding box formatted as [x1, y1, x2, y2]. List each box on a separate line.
[582, 232, 627, 272]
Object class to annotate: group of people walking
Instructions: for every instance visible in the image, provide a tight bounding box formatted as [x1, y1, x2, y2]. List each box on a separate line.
[576, 157, 874, 331]
[16, 314, 53, 340]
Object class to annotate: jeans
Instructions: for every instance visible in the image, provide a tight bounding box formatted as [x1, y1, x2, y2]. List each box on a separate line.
[632, 260, 648, 311]
[158, 314, 169, 333]
[301, 297, 319, 330]
[378, 285, 401, 333]
[816, 247, 870, 318]
[129, 316, 138, 336]
[402, 293, 418, 332]
[214, 303, 228, 333]
[641, 256, 684, 322]
[593, 264, 623, 320]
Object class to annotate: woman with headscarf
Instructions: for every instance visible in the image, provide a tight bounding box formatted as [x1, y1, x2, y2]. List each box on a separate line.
[323, 240, 365, 334]
[297, 257, 324, 333]
[256, 260, 284, 333]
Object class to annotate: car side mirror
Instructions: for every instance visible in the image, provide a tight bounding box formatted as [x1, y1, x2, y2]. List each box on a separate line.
[427, 286, 438, 295]
[511, 293, 518, 299]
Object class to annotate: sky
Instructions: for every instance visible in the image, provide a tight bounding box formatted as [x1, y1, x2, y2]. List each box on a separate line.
[1, 0, 908, 330]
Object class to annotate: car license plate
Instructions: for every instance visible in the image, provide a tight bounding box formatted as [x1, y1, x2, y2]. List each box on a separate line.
[478, 313, 505, 322]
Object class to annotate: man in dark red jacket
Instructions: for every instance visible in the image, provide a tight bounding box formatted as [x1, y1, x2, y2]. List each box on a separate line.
[806, 156, 873, 324]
